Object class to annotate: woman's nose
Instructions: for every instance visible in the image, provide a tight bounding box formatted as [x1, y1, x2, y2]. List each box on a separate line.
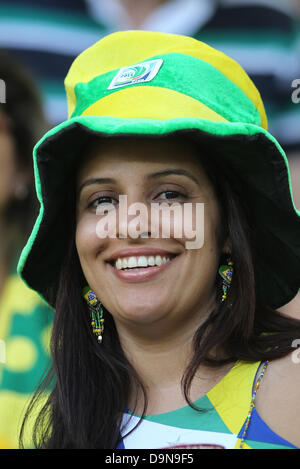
[117, 194, 153, 240]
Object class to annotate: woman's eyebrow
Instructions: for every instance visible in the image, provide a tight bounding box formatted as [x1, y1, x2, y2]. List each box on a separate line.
[77, 177, 117, 196]
[77, 169, 200, 196]
[145, 169, 201, 187]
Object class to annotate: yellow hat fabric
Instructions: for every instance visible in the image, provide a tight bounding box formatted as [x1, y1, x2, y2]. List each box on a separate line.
[65, 31, 267, 128]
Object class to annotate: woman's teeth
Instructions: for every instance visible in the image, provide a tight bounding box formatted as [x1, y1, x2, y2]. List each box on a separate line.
[114, 255, 171, 270]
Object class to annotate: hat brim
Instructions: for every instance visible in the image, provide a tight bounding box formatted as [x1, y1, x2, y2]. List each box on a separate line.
[17, 115, 300, 309]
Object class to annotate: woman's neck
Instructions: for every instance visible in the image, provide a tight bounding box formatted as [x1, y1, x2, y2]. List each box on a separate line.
[125, 336, 233, 416]
[116, 304, 232, 415]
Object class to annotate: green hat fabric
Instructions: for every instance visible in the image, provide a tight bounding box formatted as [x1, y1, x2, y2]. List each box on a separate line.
[17, 30, 300, 309]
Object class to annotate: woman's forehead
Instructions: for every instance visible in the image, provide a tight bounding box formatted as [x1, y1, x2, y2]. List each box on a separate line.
[77, 136, 206, 181]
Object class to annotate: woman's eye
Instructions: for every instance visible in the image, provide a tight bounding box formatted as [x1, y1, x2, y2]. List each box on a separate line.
[156, 190, 186, 202]
[88, 196, 118, 209]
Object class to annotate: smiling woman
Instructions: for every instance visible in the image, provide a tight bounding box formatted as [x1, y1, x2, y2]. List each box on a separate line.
[18, 31, 300, 449]
[76, 136, 221, 338]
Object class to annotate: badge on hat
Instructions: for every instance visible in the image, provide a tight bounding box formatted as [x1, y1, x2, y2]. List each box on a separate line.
[108, 59, 163, 90]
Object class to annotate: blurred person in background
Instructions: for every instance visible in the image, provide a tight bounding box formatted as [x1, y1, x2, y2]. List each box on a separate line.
[0, 51, 53, 448]
[0, 0, 112, 125]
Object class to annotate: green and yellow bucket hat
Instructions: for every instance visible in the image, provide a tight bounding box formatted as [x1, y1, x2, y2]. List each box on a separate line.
[17, 30, 300, 309]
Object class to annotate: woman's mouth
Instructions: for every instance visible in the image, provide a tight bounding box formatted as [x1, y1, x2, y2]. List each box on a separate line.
[106, 252, 178, 282]
[115, 254, 171, 270]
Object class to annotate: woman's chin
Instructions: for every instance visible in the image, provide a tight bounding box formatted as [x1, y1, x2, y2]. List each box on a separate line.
[113, 298, 171, 326]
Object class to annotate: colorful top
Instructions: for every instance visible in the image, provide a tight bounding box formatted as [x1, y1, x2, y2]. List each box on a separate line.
[0, 273, 53, 448]
[117, 360, 297, 450]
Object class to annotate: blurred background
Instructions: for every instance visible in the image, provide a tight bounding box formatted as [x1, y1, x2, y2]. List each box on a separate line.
[0, 0, 299, 448]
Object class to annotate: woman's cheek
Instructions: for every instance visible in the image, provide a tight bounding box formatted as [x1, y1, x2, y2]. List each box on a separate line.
[76, 214, 107, 260]
[95, 208, 119, 240]
[159, 202, 207, 250]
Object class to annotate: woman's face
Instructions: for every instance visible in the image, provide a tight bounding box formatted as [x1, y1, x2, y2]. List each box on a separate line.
[76, 137, 224, 337]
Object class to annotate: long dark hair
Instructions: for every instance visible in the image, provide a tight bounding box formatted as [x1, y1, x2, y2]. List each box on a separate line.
[19, 139, 300, 449]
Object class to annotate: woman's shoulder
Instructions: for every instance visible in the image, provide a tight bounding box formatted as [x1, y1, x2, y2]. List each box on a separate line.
[255, 352, 300, 448]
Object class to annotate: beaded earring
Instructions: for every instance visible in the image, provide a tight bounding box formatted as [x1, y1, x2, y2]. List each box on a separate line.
[82, 286, 104, 343]
[218, 258, 233, 302]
